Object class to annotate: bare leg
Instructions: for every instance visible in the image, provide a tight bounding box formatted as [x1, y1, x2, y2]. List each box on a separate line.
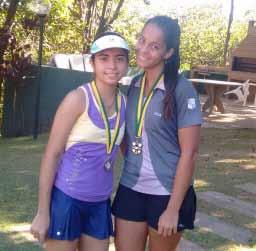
[44, 239, 78, 251]
[148, 227, 181, 251]
[174, 243, 180, 251]
[115, 217, 148, 251]
[78, 234, 109, 251]
[214, 86, 225, 113]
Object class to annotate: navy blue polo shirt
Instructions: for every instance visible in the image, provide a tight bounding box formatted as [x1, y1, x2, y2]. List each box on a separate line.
[120, 74, 202, 194]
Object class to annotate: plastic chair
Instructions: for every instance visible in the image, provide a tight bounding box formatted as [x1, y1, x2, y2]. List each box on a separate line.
[69, 54, 85, 71]
[224, 79, 250, 106]
[50, 54, 71, 69]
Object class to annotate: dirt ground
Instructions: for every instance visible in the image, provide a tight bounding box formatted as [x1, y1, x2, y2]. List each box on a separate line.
[200, 95, 256, 129]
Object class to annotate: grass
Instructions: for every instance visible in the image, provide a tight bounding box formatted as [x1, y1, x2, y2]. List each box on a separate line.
[0, 128, 256, 250]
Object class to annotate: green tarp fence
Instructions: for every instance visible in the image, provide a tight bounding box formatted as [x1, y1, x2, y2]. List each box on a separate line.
[1, 65, 93, 137]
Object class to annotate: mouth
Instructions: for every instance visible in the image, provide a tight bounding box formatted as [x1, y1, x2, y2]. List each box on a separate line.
[105, 73, 119, 78]
[137, 55, 148, 62]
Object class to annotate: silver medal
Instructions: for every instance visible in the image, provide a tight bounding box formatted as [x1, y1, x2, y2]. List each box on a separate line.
[104, 160, 112, 171]
[132, 138, 143, 155]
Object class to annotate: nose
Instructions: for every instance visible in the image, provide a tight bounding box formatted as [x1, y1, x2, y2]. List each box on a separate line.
[108, 57, 117, 69]
[137, 42, 148, 56]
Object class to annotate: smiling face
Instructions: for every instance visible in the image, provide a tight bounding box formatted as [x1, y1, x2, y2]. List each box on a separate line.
[91, 48, 128, 87]
[136, 23, 173, 71]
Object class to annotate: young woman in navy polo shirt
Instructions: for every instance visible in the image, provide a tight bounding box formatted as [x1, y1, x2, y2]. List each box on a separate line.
[112, 16, 202, 251]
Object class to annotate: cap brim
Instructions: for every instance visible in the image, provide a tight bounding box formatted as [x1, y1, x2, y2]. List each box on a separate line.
[90, 35, 129, 54]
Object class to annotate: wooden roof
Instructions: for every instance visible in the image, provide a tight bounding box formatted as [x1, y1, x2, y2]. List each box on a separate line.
[232, 21, 256, 59]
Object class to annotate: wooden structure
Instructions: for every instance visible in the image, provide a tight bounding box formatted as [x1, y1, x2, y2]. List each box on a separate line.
[190, 65, 228, 80]
[190, 20, 256, 83]
[228, 20, 256, 82]
[190, 21, 256, 103]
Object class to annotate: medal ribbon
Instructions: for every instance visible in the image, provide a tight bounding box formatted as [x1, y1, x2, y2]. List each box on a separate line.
[91, 81, 121, 154]
[136, 73, 163, 137]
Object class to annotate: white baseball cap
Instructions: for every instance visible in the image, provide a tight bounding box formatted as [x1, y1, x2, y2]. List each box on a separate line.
[90, 34, 129, 54]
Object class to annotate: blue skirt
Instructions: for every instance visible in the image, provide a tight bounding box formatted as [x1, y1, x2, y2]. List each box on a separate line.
[48, 186, 113, 240]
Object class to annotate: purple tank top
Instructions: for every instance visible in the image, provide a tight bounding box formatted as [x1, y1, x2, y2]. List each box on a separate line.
[54, 83, 125, 202]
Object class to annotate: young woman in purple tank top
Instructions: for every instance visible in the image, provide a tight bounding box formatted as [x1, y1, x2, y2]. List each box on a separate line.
[30, 32, 129, 251]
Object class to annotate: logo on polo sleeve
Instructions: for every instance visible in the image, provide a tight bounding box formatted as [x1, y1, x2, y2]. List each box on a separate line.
[187, 98, 196, 110]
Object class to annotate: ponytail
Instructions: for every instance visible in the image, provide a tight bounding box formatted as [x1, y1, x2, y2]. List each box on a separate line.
[145, 16, 181, 120]
[163, 50, 180, 119]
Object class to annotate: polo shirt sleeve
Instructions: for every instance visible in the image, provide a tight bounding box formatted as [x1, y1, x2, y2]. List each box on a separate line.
[175, 77, 202, 128]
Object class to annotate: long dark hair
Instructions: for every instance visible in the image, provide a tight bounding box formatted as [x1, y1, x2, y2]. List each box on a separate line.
[145, 16, 181, 119]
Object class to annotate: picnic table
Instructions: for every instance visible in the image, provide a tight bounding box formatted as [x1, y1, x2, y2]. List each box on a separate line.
[189, 78, 245, 115]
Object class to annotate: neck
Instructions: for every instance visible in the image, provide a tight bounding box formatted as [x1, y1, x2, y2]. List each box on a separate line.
[144, 63, 164, 90]
[94, 79, 116, 103]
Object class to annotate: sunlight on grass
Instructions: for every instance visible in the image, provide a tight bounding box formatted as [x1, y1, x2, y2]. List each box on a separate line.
[212, 117, 240, 123]
[211, 211, 225, 218]
[241, 164, 256, 170]
[192, 228, 254, 251]
[199, 153, 210, 158]
[8, 231, 36, 245]
[215, 159, 251, 164]
[194, 179, 210, 188]
[1, 128, 256, 250]
[9, 224, 30, 232]
[244, 221, 256, 231]
[216, 244, 255, 251]
[8, 144, 45, 151]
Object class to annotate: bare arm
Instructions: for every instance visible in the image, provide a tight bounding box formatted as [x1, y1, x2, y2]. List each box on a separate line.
[166, 125, 200, 212]
[31, 88, 85, 243]
[158, 125, 201, 236]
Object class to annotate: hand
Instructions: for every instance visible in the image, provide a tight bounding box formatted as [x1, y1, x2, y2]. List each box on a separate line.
[30, 212, 50, 244]
[157, 208, 179, 237]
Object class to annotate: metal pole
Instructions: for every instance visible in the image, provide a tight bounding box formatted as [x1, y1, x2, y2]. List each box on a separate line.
[33, 14, 45, 140]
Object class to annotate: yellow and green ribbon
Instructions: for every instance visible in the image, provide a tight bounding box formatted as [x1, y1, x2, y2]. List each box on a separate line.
[91, 81, 121, 154]
[136, 73, 163, 137]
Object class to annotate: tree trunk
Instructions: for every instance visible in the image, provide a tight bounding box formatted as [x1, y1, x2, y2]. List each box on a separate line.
[95, 0, 110, 38]
[0, 0, 19, 126]
[0, 0, 19, 64]
[223, 0, 234, 66]
[81, 0, 126, 53]
[108, 0, 125, 25]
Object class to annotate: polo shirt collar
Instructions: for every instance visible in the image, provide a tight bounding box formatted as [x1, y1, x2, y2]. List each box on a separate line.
[134, 76, 165, 91]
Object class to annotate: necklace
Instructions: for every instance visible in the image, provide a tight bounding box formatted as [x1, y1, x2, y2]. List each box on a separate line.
[132, 72, 163, 155]
[91, 81, 121, 170]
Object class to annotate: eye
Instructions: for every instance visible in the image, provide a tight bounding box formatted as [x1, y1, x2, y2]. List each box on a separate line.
[151, 44, 159, 50]
[117, 56, 126, 62]
[137, 36, 144, 44]
[98, 56, 108, 61]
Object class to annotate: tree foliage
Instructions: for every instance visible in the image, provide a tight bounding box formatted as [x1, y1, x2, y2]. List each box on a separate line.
[0, 0, 253, 130]
[0, 1, 252, 69]
[179, 5, 228, 69]
[0, 0, 129, 64]
[70, 0, 126, 52]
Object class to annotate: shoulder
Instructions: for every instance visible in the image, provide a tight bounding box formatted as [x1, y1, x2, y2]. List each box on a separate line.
[175, 75, 197, 97]
[117, 88, 127, 104]
[131, 73, 143, 86]
[119, 73, 143, 96]
[127, 73, 143, 94]
[59, 88, 86, 116]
